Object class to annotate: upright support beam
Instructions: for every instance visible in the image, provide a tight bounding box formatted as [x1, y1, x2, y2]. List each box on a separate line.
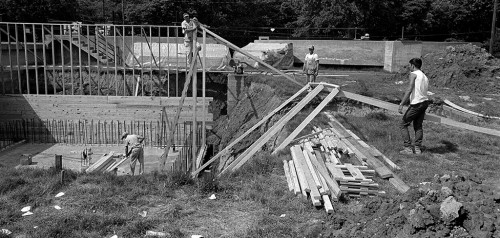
[273, 87, 340, 153]
[160, 32, 199, 171]
[192, 32, 198, 172]
[202, 28, 207, 146]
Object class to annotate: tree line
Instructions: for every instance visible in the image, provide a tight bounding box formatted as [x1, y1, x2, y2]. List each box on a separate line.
[0, 0, 497, 44]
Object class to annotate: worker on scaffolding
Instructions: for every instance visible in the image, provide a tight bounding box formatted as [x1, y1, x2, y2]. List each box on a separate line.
[121, 132, 145, 175]
[181, 13, 199, 64]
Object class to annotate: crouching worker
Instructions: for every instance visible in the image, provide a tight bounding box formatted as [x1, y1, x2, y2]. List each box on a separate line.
[121, 132, 145, 175]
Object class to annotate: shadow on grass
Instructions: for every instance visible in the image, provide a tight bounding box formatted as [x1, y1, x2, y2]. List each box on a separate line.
[426, 140, 459, 154]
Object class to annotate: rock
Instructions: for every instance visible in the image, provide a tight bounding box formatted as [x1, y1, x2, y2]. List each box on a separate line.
[441, 187, 453, 197]
[440, 196, 463, 222]
[440, 174, 451, 183]
[449, 226, 470, 238]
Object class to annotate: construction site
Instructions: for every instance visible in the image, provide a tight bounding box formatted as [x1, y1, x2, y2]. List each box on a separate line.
[1, 21, 500, 238]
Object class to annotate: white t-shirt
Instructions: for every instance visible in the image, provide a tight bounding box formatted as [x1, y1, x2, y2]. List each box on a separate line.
[182, 20, 195, 41]
[410, 70, 429, 105]
[304, 53, 319, 73]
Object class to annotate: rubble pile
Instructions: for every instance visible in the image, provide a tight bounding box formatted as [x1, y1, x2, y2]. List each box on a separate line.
[422, 44, 500, 94]
[319, 173, 500, 238]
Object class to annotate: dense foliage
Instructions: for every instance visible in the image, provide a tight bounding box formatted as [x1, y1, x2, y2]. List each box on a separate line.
[0, 0, 497, 42]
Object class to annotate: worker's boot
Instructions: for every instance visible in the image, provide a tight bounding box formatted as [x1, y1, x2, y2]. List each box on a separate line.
[399, 147, 414, 155]
[414, 146, 422, 154]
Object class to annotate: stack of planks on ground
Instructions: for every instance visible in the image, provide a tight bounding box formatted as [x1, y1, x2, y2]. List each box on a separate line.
[85, 151, 124, 173]
[319, 112, 409, 194]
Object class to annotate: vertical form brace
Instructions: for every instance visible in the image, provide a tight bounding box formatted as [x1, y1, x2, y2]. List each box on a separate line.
[6, 24, 15, 94]
[87, 25, 91, 96]
[32, 24, 39, 95]
[23, 24, 30, 94]
[113, 26, 118, 96]
[131, 25, 135, 95]
[191, 30, 198, 172]
[69, 25, 74, 95]
[202, 28, 206, 145]
[15, 25, 21, 94]
[42, 24, 48, 95]
[78, 23, 83, 95]
[60, 25, 65, 95]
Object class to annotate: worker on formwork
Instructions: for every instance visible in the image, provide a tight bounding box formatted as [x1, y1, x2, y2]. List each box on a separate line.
[121, 132, 145, 175]
[181, 13, 199, 64]
[303, 45, 319, 84]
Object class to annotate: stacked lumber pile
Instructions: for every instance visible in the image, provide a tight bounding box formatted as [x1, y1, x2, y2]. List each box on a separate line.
[86, 152, 124, 173]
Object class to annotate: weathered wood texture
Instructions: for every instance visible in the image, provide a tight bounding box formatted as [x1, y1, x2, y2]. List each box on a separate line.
[0, 94, 213, 123]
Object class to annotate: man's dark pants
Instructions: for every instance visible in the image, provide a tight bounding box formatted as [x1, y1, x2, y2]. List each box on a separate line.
[400, 101, 429, 148]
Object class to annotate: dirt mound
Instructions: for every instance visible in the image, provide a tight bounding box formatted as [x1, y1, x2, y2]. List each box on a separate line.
[392, 44, 500, 94]
[317, 173, 500, 238]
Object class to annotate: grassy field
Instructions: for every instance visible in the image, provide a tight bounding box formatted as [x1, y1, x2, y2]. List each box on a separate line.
[1, 72, 499, 237]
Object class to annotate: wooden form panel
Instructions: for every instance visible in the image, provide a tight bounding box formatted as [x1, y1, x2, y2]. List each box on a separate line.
[0, 94, 213, 123]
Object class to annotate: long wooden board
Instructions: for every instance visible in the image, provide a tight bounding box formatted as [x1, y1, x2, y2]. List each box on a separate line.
[191, 83, 310, 178]
[222, 85, 325, 174]
[273, 88, 340, 153]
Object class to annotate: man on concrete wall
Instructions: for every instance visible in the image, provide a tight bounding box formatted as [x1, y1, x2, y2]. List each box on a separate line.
[303, 45, 319, 84]
[181, 13, 198, 64]
[398, 58, 430, 155]
[121, 132, 145, 175]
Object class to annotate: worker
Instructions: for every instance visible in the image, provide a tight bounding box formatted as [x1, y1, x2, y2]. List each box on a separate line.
[181, 13, 198, 64]
[303, 45, 319, 84]
[121, 132, 145, 175]
[361, 33, 370, 40]
[398, 58, 430, 155]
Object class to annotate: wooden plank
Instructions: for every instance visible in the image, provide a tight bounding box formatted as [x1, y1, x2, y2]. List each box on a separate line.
[195, 144, 207, 170]
[334, 90, 500, 138]
[323, 195, 334, 214]
[307, 148, 341, 200]
[191, 83, 311, 178]
[303, 150, 322, 189]
[288, 160, 301, 195]
[273, 88, 340, 153]
[319, 174, 331, 195]
[86, 152, 116, 173]
[221, 84, 325, 175]
[345, 163, 365, 180]
[389, 174, 410, 194]
[283, 160, 294, 192]
[290, 146, 310, 193]
[370, 146, 401, 170]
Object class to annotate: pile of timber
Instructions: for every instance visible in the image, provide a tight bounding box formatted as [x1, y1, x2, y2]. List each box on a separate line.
[86, 151, 125, 173]
[283, 123, 410, 211]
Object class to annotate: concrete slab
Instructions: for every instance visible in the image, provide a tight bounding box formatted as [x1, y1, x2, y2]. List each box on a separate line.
[0, 143, 174, 175]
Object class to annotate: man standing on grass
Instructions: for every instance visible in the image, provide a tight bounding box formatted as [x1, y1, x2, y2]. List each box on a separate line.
[121, 132, 145, 175]
[398, 58, 430, 155]
[303, 45, 319, 84]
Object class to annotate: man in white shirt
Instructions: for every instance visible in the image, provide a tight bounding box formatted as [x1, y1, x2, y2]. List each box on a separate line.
[181, 13, 198, 64]
[398, 58, 430, 155]
[303, 45, 319, 84]
[121, 132, 145, 175]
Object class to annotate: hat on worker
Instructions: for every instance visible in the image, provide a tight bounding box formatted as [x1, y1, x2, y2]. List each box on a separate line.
[183, 13, 189, 18]
[121, 132, 129, 140]
[308, 45, 314, 50]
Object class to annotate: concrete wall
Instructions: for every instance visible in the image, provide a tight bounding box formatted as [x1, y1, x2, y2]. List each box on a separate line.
[384, 41, 422, 72]
[255, 39, 385, 66]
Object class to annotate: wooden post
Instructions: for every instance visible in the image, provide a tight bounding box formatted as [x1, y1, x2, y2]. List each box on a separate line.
[23, 24, 30, 94]
[14, 24, 21, 94]
[491, 0, 498, 55]
[131, 25, 135, 95]
[69, 25, 74, 95]
[32, 24, 39, 95]
[122, 25, 126, 96]
[78, 23, 83, 95]
[42, 24, 48, 95]
[55, 154, 62, 171]
[114, 26, 118, 96]
[6, 24, 15, 94]
[60, 24, 65, 95]
[192, 31, 198, 172]
[202, 28, 206, 146]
